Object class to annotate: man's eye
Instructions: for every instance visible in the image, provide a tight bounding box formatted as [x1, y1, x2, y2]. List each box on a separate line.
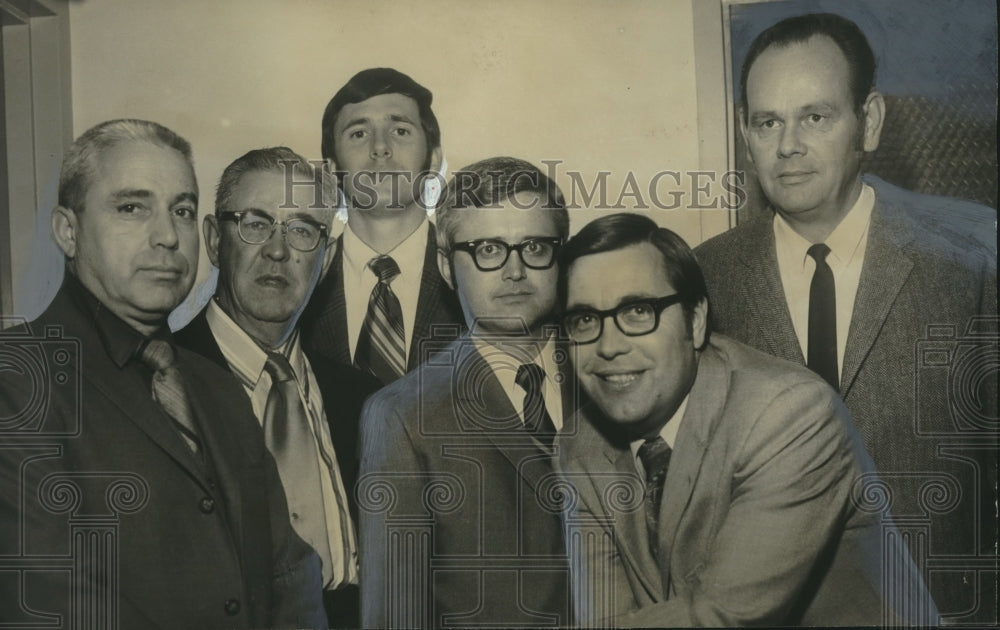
[117, 203, 140, 214]
[243, 218, 271, 233]
[625, 303, 653, 318]
[348, 129, 367, 140]
[760, 119, 779, 129]
[173, 207, 196, 221]
[393, 127, 410, 136]
[523, 241, 542, 254]
[805, 113, 826, 125]
[478, 243, 501, 256]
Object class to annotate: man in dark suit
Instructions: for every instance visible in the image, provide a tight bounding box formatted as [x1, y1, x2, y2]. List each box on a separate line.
[0, 120, 325, 628]
[301, 68, 464, 386]
[694, 13, 997, 622]
[557, 212, 936, 626]
[357, 157, 574, 628]
[174, 146, 381, 627]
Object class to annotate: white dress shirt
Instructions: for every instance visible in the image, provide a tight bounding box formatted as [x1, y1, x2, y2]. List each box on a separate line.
[205, 300, 359, 589]
[341, 219, 429, 361]
[630, 395, 689, 474]
[473, 335, 564, 431]
[773, 183, 875, 379]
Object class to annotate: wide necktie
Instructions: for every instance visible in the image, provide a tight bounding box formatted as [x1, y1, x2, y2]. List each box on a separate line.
[806, 243, 839, 389]
[262, 352, 334, 577]
[515, 363, 557, 447]
[354, 255, 406, 385]
[637, 436, 672, 559]
[139, 339, 203, 457]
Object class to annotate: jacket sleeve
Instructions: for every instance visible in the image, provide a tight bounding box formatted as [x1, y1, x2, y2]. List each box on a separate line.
[619, 381, 881, 626]
[357, 388, 431, 629]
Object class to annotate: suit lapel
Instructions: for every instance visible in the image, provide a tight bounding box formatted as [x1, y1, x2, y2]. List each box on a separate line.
[174, 310, 228, 369]
[453, 340, 553, 490]
[654, 343, 727, 592]
[735, 219, 804, 364]
[409, 224, 461, 369]
[841, 198, 915, 395]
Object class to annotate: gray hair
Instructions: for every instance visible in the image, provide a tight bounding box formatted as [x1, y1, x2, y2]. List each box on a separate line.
[215, 146, 334, 220]
[58, 119, 194, 212]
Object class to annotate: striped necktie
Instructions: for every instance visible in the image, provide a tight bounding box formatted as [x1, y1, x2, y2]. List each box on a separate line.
[139, 340, 203, 457]
[354, 255, 406, 384]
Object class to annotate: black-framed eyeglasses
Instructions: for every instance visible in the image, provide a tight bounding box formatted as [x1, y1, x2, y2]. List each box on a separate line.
[562, 295, 684, 344]
[219, 210, 329, 252]
[449, 237, 562, 271]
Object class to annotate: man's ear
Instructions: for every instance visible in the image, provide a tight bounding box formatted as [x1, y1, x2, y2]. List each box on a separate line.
[860, 91, 885, 153]
[691, 297, 709, 350]
[51, 206, 78, 259]
[437, 248, 455, 291]
[203, 214, 221, 267]
[428, 146, 443, 175]
[738, 111, 755, 166]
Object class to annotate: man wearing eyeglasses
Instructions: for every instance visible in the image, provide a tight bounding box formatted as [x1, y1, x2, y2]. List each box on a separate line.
[175, 147, 381, 628]
[356, 157, 574, 628]
[555, 212, 936, 626]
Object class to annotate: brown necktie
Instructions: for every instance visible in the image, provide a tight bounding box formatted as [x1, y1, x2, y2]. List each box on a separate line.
[139, 339, 203, 456]
[354, 255, 406, 385]
[262, 352, 334, 577]
[637, 436, 672, 559]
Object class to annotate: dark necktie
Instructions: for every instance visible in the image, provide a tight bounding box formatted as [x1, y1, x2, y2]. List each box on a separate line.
[637, 436, 672, 559]
[262, 352, 334, 576]
[354, 255, 406, 384]
[139, 340, 203, 456]
[515, 363, 557, 447]
[806, 243, 839, 389]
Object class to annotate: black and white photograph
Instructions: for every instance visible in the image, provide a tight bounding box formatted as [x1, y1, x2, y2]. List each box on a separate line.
[1, 0, 996, 627]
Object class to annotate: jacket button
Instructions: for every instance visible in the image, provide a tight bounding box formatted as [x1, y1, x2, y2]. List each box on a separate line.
[199, 497, 215, 514]
[224, 598, 240, 615]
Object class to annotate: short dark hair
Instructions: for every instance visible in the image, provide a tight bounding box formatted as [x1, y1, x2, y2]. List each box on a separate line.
[740, 13, 876, 123]
[558, 212, 710, 334]
[214, 146, 334, 218]
[436, 157, 569, 251]
[320, 67, 441, 164]
[59, 119, 194, 213]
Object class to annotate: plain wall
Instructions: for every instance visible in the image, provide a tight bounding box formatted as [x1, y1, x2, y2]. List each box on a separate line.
[11, 0, 732, 321]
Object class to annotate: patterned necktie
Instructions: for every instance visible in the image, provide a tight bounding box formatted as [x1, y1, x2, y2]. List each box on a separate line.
[637, 436, 672, 559]
[515, 363, 557, 447]
[139, 340, 203, 457]
[354, 255, 406, 384]
[807, 243, 839, 389]
[262, 352, 334, 578]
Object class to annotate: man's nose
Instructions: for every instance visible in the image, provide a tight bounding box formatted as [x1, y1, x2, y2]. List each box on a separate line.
[777, 123, 806, 158]
[595, 316, 631, 360]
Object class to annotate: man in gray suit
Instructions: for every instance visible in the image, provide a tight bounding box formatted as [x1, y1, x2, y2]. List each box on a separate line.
[695, 13, 997, 623]
[357, 157, 574, 628]
[558, 212, 935, 626]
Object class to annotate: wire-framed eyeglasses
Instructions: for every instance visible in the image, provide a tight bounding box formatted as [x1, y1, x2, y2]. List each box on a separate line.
[219, 210, 328, 252]
[449, 237, 562, 271]
[562, 294, 684, 344]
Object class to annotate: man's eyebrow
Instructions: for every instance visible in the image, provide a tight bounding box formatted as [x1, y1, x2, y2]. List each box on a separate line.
[566, 292, 664, 311]
[340, 116, 370, 130]
[389, 114, 417, 125]
[171, 192, 198, 206]
[110, 189, 154, 200]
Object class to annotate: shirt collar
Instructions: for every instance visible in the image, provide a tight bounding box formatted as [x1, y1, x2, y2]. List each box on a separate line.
[773, 182, 875, 269]
[473, 333, 560, 384]
[629, 394, 689, 459]
[341, 217, 429, 280]
[205, 299, 296, 388]
[62, 270, 160, 368]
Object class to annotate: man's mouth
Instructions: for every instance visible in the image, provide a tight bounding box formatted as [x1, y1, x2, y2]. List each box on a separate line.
[256, 274, 289, 288]
[594, 371, 644, 387]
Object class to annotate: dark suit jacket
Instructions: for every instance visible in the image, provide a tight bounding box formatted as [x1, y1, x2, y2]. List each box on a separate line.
[0, 276, 325, 629]
[558, 335, 937, 627]
[300, 222, 465, 379]
[356, 334, 577, 628]
[174, 308, 383, 522]
[694, 176, 997, 622]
